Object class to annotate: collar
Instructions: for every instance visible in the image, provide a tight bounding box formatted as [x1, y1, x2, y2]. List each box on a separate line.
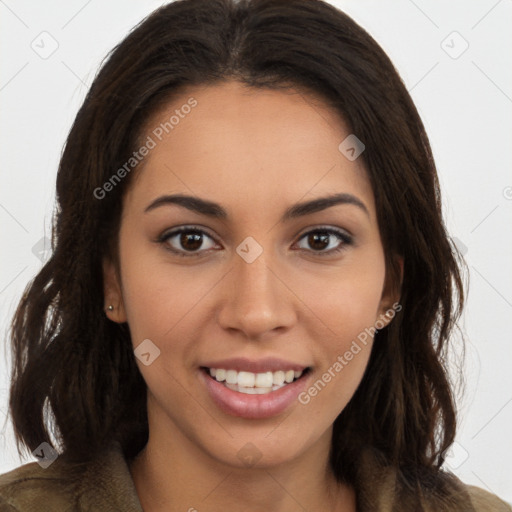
[24, 441, 477, 511]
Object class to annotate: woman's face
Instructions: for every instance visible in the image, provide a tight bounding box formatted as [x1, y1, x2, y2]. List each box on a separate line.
[105, 80, 399, 468]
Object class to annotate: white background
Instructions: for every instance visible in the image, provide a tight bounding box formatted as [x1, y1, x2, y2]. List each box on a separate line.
[1, 0, 511, 504]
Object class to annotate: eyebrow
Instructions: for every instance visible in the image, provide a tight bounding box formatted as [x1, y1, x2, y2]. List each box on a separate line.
[144, 192, 369, 221]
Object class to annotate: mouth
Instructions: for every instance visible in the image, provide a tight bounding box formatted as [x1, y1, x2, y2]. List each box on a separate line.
[198, 365, 313, 419]
[200, 366, 311, 394]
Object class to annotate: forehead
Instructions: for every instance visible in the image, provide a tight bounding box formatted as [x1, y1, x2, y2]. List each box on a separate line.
[127, 80, 375, 221]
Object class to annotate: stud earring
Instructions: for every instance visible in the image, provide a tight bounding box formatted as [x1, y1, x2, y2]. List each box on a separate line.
[107, 305, 114, 311]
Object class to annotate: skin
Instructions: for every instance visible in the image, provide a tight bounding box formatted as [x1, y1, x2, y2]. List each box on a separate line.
[104, 80, 401, 511]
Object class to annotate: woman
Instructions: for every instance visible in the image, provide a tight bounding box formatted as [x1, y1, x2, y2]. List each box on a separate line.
[0, 0, 510, 510]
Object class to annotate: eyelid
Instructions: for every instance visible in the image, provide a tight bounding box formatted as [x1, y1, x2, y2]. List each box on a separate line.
[295, 224, 353, 240]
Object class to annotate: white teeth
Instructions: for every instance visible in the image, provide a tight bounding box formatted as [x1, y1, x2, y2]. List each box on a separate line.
[273, 371, 285, 385]
[207, 367, 305, 390]
[215, 369, 226, 382]
[226, 369, 238, 384]
[237, 371, 255, 387]
[255, 371, 273, 388]
[225, 383, 275, 394]
[225, 383, 287, 394]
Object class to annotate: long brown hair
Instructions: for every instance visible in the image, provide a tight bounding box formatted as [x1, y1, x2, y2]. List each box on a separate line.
[8, 0, 466, 489]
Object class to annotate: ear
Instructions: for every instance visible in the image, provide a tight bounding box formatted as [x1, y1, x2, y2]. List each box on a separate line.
[375, 254, 403, 328]
[103, 257, 127, 323]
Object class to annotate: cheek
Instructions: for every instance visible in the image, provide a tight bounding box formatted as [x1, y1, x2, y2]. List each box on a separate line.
[118, 235, 208, 342]
[295, 252, 385, 412]
[297, 280, 380, 420]
[301, 250, 386, 338]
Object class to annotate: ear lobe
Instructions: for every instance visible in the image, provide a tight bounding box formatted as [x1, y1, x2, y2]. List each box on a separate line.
[102, 258, 127, 323]
[376, 254, 403, 328]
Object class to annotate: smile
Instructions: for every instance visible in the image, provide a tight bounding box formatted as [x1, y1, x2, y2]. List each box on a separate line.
[199, 365, 312, 419]
[204, 367, 307, 394]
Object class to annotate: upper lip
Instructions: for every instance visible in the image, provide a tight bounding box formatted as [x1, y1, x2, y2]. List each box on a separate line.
[200, 357, 310, 373]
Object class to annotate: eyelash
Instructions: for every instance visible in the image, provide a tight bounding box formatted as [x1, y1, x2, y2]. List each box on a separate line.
[155, 225, 353, 258]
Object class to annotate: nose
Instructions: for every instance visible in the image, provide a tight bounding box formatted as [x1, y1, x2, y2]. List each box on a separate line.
[216, 248, 296, 340]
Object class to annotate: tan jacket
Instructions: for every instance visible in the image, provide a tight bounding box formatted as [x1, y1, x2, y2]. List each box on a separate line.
[0, 442, 510, 511]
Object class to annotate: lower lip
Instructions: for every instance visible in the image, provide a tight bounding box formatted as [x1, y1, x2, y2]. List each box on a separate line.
[198, 368, 311, 419]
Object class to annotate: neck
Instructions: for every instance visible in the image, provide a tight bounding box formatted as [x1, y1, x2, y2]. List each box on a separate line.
[129, 412, 355, 511]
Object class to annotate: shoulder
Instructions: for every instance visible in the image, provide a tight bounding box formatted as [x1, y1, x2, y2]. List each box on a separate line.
[353, 446, 511, 511]
[415, 472, 512, 511]
[418, 471, 512, 511]
[0, 443, 143, 511]
[465, 484, 512, 512]
[0, 457, 84, 511]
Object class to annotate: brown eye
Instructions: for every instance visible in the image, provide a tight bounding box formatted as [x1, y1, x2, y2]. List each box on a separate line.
[296, 228, 352, 256]
[158, 227, 218, 257]
[306, 232, 330, 251]
[178, 232, 203, 251]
